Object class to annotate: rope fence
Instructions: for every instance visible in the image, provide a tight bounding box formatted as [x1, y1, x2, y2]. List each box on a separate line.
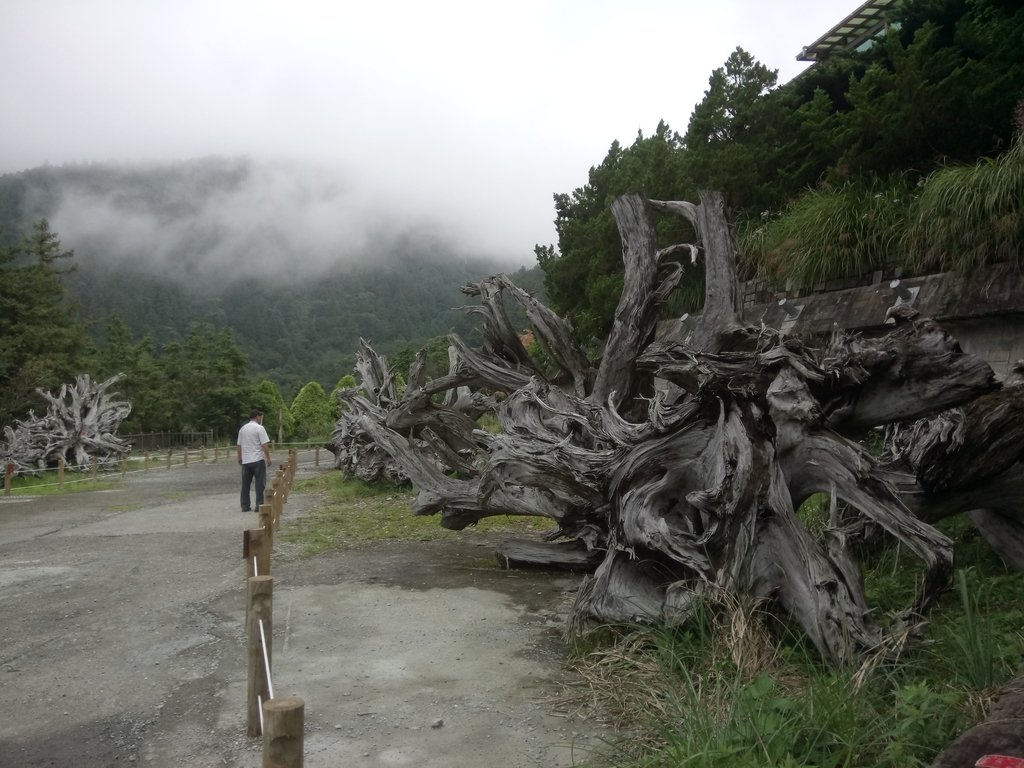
[243, 448, 306, 767]
[3, 444, 327, 496]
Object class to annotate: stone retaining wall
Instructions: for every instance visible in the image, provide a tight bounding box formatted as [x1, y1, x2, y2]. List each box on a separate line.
[661, 263, 1024, 380]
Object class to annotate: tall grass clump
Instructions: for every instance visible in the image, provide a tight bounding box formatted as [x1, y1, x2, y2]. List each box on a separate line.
[740, 178, 911, 289]
[942, 568, 1000, 689]
[903, 138, 1024, 274]
[563, 526, 1024, 768]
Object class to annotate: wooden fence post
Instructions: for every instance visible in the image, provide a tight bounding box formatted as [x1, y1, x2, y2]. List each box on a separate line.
[272, 478, 284, 530]
[59, 457, 65, 488]
[3, 463, 12, 496]
[244, 527, 271, 579]
[90, 457, 98, 481]
[184, 449, 189, 467]
[200, 446, 206, 463]
[314, 446, 319, 467]
[259, 501, 273, 536]
[166, 449, 173, 470]
[262, 697, 304, 767]
[247, 575, 273, 737]
[144, 452, 150, 472]
[277, 467, 287, 504]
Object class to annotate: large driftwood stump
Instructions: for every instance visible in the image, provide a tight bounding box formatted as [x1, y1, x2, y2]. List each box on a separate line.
[1, 374, 132, 473]
[334, 190, 1021, 666]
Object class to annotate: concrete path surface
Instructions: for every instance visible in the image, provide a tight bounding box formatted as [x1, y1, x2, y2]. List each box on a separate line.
[0, 452, 604, 767]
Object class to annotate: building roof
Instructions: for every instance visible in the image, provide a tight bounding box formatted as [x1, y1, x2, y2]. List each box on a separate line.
[797, 0, 898, 62]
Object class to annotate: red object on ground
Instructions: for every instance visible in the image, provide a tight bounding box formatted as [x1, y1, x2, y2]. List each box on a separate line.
[976, 757, 1024, 768]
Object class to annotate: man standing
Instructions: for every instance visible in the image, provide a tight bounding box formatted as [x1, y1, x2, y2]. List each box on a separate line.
[237, 409, 272, 512]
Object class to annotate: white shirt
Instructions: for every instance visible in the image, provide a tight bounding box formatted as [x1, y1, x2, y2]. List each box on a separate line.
[237, 419, 270, 463]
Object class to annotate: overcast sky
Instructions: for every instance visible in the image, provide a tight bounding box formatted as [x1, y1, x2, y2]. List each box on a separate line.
[1, 1, 860, 263]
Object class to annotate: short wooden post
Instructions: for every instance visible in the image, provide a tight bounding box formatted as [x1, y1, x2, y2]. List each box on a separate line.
[272, 479, 284, 529]
[262, 696, 304, 767]
[121, 457, 127, 478]
[259, 501, 273, 536]
[314, 446, 319, 467]
[3, 463, 13, 496]
[277, 467, 287, 504]
[247, 575, 273, 737]
[244, 527, 271, 579]
[58, 457, 65, 488]
[166, 449, 173, 470]
[90, 457, 98, 481]
[144, 452, 150, 472]
[214, 445, 219, 463]
[200, 446, 206, 463]
[183, 448, 189, 467]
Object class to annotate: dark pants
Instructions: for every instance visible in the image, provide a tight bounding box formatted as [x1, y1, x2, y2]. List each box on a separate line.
[241, 460, 267, 511]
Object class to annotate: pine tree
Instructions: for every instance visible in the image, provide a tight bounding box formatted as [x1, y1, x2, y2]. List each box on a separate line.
[0, 220, 90, 426]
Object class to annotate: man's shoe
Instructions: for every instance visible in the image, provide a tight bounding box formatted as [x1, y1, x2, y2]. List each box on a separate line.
[242, 508, 252, 512]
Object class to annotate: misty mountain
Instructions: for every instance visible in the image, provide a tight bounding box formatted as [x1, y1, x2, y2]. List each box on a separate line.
[0, 158, 545, 395]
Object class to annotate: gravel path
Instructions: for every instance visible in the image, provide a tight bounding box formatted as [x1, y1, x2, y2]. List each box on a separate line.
[0, 454, 605, 767]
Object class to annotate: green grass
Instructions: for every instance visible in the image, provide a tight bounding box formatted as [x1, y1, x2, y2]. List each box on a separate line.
[280, 472, 554, 555]
[4, 470, 120, 496]
[563, 524, 1024, 768]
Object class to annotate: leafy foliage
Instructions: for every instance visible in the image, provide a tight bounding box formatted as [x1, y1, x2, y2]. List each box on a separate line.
[253, 378, 294, 442]
[328, 374, 357, 419]
[290, 381, 333, 441]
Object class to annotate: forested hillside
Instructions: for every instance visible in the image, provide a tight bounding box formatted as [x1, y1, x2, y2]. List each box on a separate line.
[0, 158, 544, 396]
[64, 248, 530, 394]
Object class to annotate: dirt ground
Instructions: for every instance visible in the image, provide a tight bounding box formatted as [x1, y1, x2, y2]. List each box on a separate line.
[0, 453, 609, 768]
